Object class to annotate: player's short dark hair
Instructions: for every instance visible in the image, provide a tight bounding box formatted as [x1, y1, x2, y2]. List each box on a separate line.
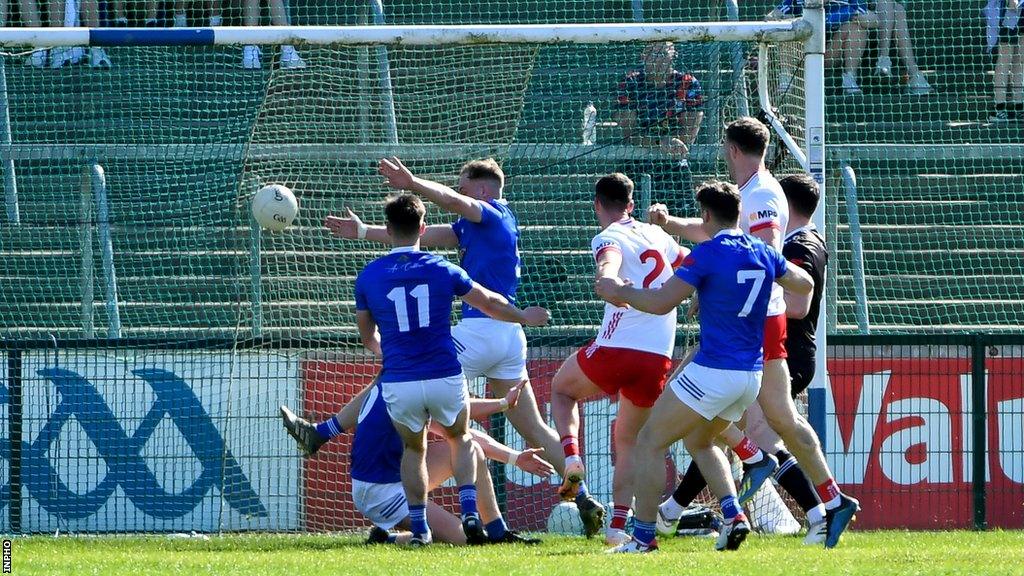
[384, 193, 425, 238]
[724, 116, 770, 157]
[595, 173, 634, 212]
[460, 158, 505, 188]
[779, 173, 820, 218]
[695, 180, 741, 224]
[778, 172, 819, 217]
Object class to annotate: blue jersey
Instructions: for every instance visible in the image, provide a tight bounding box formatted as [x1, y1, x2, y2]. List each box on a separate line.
[674, 229, 788, 371]
[452, 199, 521, 319]
[351, 383, 403, 484]
[355, 248, 474, 383]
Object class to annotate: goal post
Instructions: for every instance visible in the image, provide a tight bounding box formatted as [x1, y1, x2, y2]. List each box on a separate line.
[0, 19, 823, 534]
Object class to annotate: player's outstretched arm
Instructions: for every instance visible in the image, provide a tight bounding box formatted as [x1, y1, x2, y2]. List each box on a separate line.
[469, 381, 525, 420]
[776, 260, 814, 296]
[465, 429, 555, 478]
[355, 310, 383, 356]
[461, 284, 551, 327]
[595, 275, 694, 315]
[325, 210, 458, 248]
[379, 156, 485, 223]
[648, 203, 710, 243]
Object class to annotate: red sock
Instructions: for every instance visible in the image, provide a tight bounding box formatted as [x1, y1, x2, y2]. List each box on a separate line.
[732, 437, 760, 461]
[815, 478, 841, 506]
[610, 505, 630, 530]
[561, 435, 580, 458]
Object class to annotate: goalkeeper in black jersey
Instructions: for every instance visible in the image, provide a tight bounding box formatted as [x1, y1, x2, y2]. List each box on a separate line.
[778, 173, 828, 399]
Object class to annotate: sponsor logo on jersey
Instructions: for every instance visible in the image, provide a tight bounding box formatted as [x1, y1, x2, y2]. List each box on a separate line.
[749, 209, 778, 222]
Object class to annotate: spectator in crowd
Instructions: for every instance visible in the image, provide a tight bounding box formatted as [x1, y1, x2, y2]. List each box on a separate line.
[614, 41, 704, 216]
[143, 0, 222, 28]
[985, 0, 1024, 121]
[241, 0, 304, 69]
[872, 0, 933, 94]
[47, 0, 111, 68]
[5, 0, 45, 66]
[771, 0, 878, 95]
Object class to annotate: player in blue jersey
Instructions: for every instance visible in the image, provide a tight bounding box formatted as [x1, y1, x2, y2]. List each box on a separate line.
[595, 181, 813, 554]
[315, 158, 585, 521]
[286, 379, 552, 545]
[346, 193, 548, 546]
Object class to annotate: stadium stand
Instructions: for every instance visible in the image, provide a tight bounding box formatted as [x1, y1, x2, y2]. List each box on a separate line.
[0, 0, 1021, 338]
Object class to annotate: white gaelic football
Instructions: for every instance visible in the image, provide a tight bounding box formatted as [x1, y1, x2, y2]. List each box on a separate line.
[546, 501, 584, 535]
[252, 184, 298, 231]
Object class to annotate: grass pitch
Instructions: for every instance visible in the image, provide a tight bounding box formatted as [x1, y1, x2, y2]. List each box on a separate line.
[15, 530, 1024, 575]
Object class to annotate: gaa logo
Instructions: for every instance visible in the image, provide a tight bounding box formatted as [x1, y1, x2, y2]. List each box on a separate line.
[0, 368, 267, 520]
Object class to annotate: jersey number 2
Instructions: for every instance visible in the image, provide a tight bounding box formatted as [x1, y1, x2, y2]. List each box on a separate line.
[387, 284, 430, 332]
[736, 270, 766, 317]
[639, 249, 666, 289]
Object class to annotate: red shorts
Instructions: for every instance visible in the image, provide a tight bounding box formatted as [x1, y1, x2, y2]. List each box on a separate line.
[764, 314, 788, 361]
[575, 342, 673, 408]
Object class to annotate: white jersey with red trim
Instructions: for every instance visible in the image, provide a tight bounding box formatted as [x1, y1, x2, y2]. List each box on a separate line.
[738, 170, 789, 317]
[591, 218, 686, 358]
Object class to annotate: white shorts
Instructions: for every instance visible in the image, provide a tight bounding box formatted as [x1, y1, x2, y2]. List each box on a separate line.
[452, 317, 528, 381]
[381, 374, 468, 433]
[352, 479, 408, 530]
[670, 362, 762, 423]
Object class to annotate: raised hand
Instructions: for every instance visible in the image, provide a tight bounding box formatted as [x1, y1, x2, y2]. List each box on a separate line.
[325, 209, 365, 239]
[378, 156, 416, 191]
[503, 380, 526, 411]
[647, 202, 669, 226]
[515, 448, 555, 478]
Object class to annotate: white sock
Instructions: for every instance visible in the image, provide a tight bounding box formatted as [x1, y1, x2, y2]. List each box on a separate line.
[659, 497, 685, 520]
[806, 504, 825, 525]
[564, 455, 582, 469]
[822, 495, 841, 510]
[281, 44, 297, 58]
[209, 15, 222, 26]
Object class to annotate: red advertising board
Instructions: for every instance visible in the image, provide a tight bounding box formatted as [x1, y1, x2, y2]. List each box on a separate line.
[300, 354, 1023, 532]
[826, 356, 1023, 529]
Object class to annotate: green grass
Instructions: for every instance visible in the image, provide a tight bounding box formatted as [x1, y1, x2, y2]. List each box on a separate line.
[13, 531, 1024, 576]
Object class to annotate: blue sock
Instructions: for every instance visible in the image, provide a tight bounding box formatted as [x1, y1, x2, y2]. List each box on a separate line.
[720, 495, 742, 520]
[386, 534, 397, 544]
[486, 518, 508, 541]
[458, 484, 478, 518]
[633, 520, 657, 545]
[314, 415, 343, 440]
[409, 504, 429, 537]
[576, 480, 589, 498]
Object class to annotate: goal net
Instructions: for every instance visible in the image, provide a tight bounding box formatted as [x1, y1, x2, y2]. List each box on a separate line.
[0, 22, 812, 534]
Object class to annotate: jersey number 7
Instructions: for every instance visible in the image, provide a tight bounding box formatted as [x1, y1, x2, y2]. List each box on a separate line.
[736, 270, 766, 317]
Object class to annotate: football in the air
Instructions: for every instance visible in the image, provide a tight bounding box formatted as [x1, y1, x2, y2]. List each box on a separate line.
[546, 501, 584, 535]
[252, 184, 298, 231]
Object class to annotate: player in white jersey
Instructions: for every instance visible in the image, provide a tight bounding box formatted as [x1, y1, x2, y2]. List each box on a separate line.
[648, 117, 859, 548]
[550, 173, 688, 544]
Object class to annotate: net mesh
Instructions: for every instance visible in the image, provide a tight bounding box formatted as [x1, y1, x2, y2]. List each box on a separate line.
[3, 0, 1018, 536]
[0, 32, 800, 533]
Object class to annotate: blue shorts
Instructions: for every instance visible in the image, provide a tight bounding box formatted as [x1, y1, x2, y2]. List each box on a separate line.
[826, 3, 869, 31]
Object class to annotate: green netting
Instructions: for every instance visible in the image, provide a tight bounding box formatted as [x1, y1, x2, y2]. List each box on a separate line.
[0, 0, 1018, 538]
[0, 24, 805, 533]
